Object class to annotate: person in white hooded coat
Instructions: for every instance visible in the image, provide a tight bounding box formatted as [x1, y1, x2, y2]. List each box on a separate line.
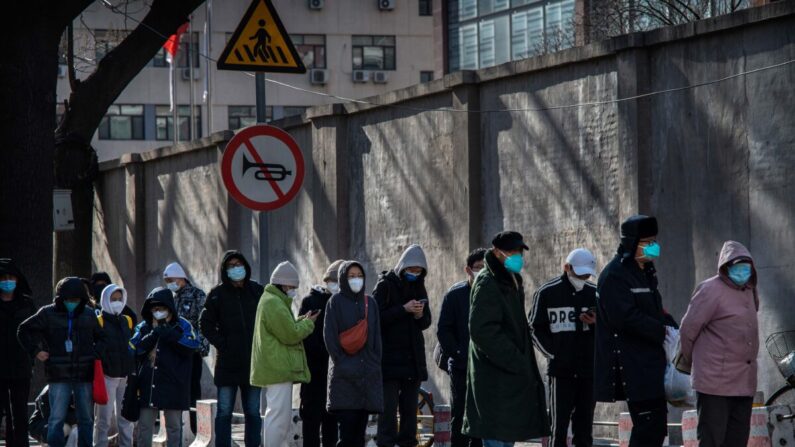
[93, 284, 135, 447]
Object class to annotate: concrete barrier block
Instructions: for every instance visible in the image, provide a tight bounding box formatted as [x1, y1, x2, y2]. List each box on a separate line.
[190, 399, 217, 447]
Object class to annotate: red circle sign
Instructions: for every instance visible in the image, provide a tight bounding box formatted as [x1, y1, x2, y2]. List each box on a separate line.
[221, 125, 305, 211]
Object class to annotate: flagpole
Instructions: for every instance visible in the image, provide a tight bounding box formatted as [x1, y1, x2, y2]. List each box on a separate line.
[188, 16, 196, 141]
[171, 53, 178, 146]
[204, 0, 213, 135]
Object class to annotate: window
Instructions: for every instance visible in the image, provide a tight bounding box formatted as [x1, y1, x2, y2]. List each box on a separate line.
[228, 105, 273, 129]
[448, 0, 577, 70]
[152, 48, 168, 67]
[352, 35, 396, 70]
[98, 105, 144, 140]
[420, 71, 434, 83]
[419, 0, 432, 16]
[94, 29, 128, 62]
[282, 106, 307, 118]
[155, 105, 202, 141]
[290, 35, 326, 69]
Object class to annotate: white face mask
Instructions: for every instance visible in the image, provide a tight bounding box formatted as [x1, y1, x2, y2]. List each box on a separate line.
[567, 273, 587, 292]
[287, 289, 298, 298]
[348, 278, 364, 293]
[152, 310, 169, 321]
[166, 282, 181, 293]
[109, 301, 125, 315]
[326, 282, 340, 294]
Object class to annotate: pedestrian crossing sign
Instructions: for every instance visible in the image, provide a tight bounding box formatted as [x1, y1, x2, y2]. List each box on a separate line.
[217, 0, 306, 73]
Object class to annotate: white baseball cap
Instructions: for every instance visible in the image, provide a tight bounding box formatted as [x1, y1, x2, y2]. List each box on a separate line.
[566, 248, 597, 277]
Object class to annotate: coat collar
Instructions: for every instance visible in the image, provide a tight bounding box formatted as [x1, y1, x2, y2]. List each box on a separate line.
[484, 249, 522, 290]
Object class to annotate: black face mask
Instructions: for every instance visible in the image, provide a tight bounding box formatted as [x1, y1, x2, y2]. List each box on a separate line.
[92, 284, 107, 300]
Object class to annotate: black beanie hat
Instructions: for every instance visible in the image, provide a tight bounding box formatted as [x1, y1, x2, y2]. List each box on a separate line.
[55, 277, 89, 303]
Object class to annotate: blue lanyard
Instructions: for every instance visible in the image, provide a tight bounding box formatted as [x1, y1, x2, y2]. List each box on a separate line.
[67, 315, 73, 340]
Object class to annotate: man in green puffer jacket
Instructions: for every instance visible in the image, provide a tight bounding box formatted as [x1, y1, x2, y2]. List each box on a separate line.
[250, 261, 318, 447]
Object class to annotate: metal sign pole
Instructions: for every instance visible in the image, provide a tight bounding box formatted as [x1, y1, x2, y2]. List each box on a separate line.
[255, 72, 269, 281]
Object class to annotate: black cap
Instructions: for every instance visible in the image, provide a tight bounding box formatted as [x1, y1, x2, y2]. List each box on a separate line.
[491, 231, 529, 251]
[620, 215, 658, 240]
[55, 277, 89, 302]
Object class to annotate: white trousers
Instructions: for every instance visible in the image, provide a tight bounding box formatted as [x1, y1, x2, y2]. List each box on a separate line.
[93, 375, 134, 447]
[262, 383, 293, 447]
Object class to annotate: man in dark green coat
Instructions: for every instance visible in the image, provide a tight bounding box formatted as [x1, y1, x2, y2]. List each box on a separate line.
[463, 231, 550, 446]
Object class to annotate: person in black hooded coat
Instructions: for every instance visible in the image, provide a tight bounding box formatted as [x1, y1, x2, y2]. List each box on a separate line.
[199, 250, 264, 447]
[595, 215, 668, 447]
[17, 277, 105, 447]
[373, 244, 432, 447]
[130, 287, 200, 447]
[0, 259, 37, 447]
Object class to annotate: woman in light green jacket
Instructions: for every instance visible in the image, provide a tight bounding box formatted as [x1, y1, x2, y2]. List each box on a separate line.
[250, 261, 318, 447]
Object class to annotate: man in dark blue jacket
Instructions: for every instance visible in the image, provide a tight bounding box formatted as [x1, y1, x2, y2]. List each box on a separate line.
[18, 277, 105, 447]
[595, 215, 667, 447]
[130, 287, 200, 447]
[437, 248, 486, 447]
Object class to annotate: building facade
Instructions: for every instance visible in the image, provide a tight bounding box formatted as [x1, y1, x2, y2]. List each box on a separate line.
[59, 0, 435, 161]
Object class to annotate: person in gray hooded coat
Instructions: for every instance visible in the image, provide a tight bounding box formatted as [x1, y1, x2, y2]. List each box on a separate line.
[324, 260, 383, 447]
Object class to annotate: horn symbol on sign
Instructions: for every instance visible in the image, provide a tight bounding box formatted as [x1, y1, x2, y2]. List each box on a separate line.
[242, 155, 292, 181]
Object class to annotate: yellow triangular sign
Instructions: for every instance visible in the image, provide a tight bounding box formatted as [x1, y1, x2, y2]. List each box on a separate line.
[217, 0, 306, 73]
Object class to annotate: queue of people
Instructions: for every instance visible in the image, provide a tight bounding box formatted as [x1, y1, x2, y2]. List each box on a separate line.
[0, 213, 762, 447]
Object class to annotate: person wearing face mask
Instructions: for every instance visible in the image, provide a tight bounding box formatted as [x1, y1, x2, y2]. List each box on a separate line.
[93, 284, 135, 447]
[250, 261, 317, 447]
[18, 277, 106, 447]
[298, 259, 345, 447]
[88, 272, 137, 326]
[594, 215, 668, 447]
[199, 251, 264, 447]
[324, 260, 383, 447]
[0, 259, 36, 447]
[130, 287, 200, 447]
[676, 241, 759, 447]
[162, 262, 208, 435]
[436, 248, 486, 447]
[529, 248, 598, 447]
[372, 244, 432, 447]
[463, 231, 550, 447]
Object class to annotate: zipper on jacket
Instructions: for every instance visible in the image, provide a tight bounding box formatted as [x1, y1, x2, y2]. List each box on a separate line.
[149, 339, 159, 407]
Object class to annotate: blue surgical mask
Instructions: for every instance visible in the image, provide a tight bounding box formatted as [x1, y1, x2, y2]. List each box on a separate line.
[166, 282, 181, 293]
[227, 266, 246, 282]
[728, 263, 752, 286]
[641, 242, 661, 259]
[64, 301, 79, 313]
[504, 253, 524, 273]
[404, 272, 420, 282]
[0, 280, 16, 293]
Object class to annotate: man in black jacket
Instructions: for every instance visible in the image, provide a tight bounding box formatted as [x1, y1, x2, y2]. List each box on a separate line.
[0, 259, 36, 447]
[437, 248, 485, 447]
[18, 277, 105, 447]
[298, 259, 344, 447]
[199, 251, 264, 447]
[529, 248, 598, 447]
[374, 244, 432, 447]
[595, 215, 667, 447]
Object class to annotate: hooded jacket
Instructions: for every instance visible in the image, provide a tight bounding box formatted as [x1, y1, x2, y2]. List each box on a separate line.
[0, 259, 37, 379]
[372, 244, 432, 381]
[594, 217, 667, 403]
[98, 285, 135, 378]
[678, 241, 759, 397]
[130, 288, 200, 410]
[173, 279, 209, 357]
[324, 261, 384, 413]
[250, 282, 315, 387]
[463, 249, 550, 441]
[18, 277, 104, 383]
[199, 250, 264, 386]
[299, 285, 333, 378]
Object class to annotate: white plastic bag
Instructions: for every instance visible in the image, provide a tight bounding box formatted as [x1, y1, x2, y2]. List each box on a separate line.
[779, 352, 795, 381]
[663, 327, 696, 407]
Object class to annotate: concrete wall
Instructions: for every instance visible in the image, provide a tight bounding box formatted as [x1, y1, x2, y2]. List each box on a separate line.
[93, 2, 795, 430]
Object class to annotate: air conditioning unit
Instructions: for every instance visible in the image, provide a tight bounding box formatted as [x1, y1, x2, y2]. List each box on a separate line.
[181, 67, 201, 81]
[352, 70, 369, 83]
[308, 0, 324, 9]
[310, 68, 328, 85]
[372, 71, 389, 83]
[378, 0, 395, 10]
[57, 65, 67, 78]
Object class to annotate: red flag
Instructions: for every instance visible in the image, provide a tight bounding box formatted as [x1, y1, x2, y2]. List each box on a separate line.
[163, 22, 190, 62]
